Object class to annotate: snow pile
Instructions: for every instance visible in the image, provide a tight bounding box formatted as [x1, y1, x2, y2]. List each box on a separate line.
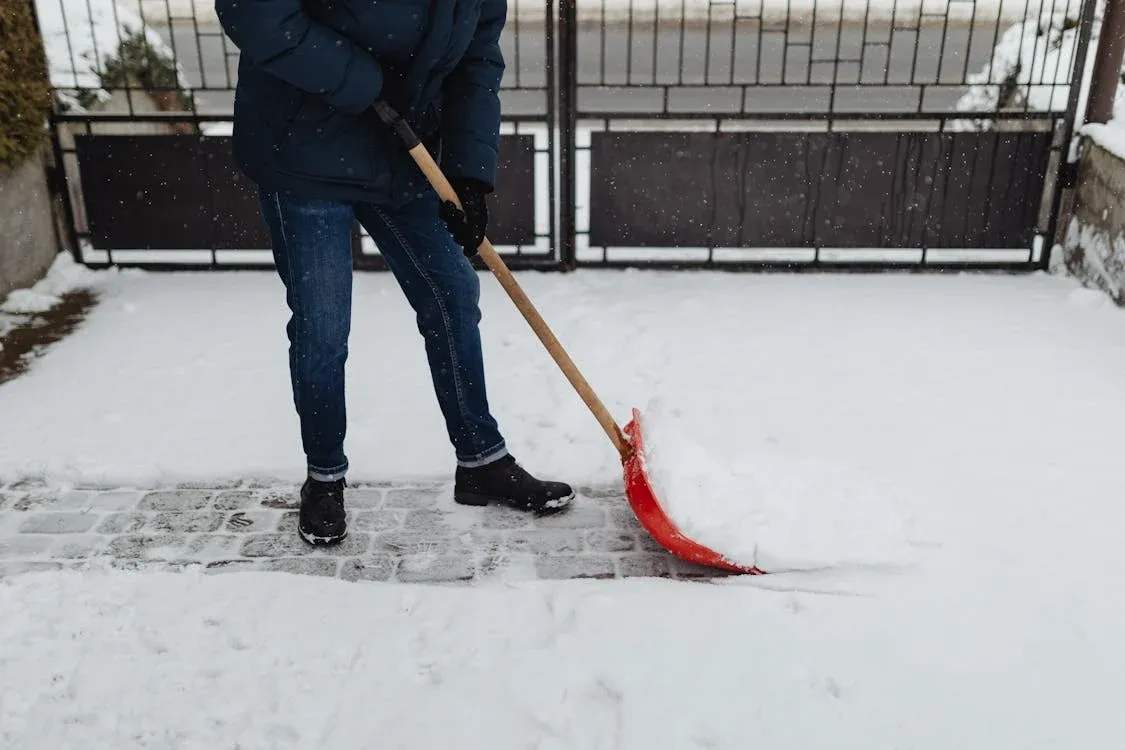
[1055, 215, 1125, 305]
[1083, 121, 1125, 161]
[954, 5, 1087, 125]
[639, 398, 913, 570]
[0, 253, 105, 315]
[35, 0, 185, 111]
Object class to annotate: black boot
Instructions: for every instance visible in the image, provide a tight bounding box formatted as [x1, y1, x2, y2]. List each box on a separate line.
[298, 477, 348, 545]
[454, 455, 574, 513]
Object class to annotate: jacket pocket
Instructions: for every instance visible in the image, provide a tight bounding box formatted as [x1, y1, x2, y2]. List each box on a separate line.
[275, 100, 390, 189]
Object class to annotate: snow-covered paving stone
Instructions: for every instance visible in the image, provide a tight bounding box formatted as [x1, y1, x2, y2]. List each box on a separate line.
[136, 490, 214, 512]
[18, 512, 99, 534]
[0, 485, 693, 584]
[222, 510, 277, 532]
[339, 555, 396, 582]
[94, 512, 148, 534]
[534, 554, 617, 579]
[0, 535, 53, 559]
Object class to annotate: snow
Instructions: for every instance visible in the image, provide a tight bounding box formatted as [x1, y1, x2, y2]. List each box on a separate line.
[955, 4, 1088, 123]
[2, 267, 1123, 498]
[638, 397, 914, 570]
[1084, 121, 1125, 161]
[5, 267, 1125, 744]
[35, 0, 185, 110]
[0, 253, 106, 315]
[4, 266, 1125, 564]
[1058, 215, 1125, 304]
[0, 563, 1120, 749]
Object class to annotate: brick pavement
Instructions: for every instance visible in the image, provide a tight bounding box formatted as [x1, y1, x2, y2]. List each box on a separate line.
[0, 481, 733, 582]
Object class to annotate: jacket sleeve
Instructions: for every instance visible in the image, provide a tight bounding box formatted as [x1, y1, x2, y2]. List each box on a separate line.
[214, 0, 384, 115]
[439, 0, 507, 189]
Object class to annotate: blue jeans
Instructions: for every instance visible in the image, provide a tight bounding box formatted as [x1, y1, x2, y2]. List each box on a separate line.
[259, 189, 508, 481]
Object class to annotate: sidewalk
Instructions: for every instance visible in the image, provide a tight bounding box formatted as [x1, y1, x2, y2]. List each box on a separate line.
[0, 481, 719, 583]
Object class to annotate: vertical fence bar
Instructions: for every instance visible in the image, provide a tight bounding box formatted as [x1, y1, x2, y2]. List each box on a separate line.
[1041, 0, 1099, 269]
[559, 0, 578, 267]
[546, 0, 559, 265]
[28, 0, 81, 262]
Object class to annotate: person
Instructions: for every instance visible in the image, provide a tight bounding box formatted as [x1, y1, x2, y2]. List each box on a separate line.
[215, 0, 574, 546]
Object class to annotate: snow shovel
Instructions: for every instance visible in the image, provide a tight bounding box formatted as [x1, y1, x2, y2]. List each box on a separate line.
[373, 101, 763, 576]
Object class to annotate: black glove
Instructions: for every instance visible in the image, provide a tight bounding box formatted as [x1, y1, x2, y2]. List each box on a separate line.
[377, 65, 410, 115]
[438, 177, 490, 257]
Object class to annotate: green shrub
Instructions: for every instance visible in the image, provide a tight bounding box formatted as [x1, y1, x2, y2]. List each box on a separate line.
[99, 28, 192, 111]
[0, 0, 52, 170]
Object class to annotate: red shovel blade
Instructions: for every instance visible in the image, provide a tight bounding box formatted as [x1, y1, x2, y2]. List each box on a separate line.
[622, 408, 765, 575]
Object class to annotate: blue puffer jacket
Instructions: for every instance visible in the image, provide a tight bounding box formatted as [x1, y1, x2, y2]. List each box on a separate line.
[214, 0, 505, 205]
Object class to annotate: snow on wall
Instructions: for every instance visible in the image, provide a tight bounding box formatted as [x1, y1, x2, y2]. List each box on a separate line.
[1083, 121, 1125, 163]
[1057, 216, 1125, 304]
[1054, 135, 1125, 305]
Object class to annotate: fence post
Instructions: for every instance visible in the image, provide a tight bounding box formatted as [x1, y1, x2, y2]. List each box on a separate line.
[1086, 0, 1125, 124]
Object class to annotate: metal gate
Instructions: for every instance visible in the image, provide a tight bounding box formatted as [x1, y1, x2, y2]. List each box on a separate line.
[42, 0, 557, 270]
[560, 0, 1099, 268]
[40, 0, 1097, 271]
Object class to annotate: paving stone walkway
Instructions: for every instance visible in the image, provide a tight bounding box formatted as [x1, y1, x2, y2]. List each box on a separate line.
[0, 481, 732, 582]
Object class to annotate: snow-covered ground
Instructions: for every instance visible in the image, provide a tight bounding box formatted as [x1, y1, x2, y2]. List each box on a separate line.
[4, 257, 1125, 746]
[2, 561, 1122, 749]
[7, 255, 1125, 497]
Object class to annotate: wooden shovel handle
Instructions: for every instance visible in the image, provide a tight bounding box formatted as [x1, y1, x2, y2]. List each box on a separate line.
[372, 101, 632, 460]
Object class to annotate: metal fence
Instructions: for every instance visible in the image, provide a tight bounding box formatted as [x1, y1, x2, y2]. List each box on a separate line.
[37, 0, 1098, 270]
[562, 0, 1097, 266]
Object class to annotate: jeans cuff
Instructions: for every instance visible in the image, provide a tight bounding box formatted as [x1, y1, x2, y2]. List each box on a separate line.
[456, 442, 508, 469]
[308, 460, 348, 482]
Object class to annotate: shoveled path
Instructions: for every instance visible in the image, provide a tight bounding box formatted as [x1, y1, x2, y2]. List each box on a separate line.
[0, 481, 734, 582]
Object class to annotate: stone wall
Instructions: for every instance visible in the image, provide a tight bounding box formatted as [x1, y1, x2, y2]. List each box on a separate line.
[1053, 132, 1125, 305]
[0, 145, 59, 304]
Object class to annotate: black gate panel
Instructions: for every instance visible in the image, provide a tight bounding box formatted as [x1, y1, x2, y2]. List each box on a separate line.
[75, 134, 270, 252]
[588, 132, 822, 248]
[75, 134, 538, 255]
[76, 135, 216, 251]
[465, 134, 536, 247]
[588, 130, 1052, 251]
[204, 138, 273, 250]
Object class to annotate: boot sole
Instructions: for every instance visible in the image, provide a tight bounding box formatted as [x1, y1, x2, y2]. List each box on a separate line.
[298, 524, 348, 546]
[454, 489, 574, 514]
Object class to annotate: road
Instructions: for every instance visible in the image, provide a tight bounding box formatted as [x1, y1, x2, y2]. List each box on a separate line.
[158, 21, 1005, 118]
